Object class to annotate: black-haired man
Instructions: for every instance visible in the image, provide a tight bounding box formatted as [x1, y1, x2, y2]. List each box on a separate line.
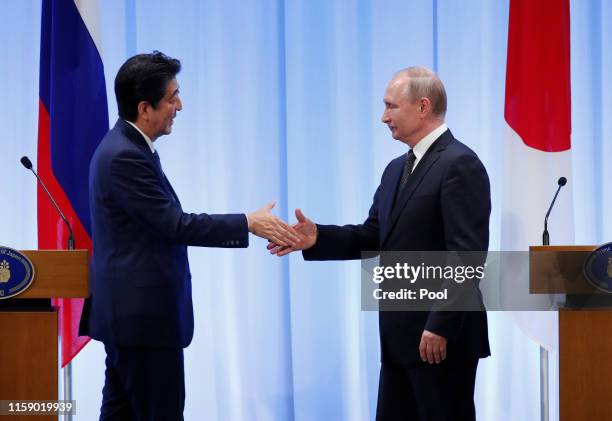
[80, 51, 298, 420]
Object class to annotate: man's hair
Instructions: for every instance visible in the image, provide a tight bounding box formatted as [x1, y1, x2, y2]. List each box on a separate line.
[396, 66, 447, 118]
[115, 51, 181, 122]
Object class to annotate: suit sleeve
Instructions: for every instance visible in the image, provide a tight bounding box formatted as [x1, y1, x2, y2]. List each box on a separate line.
[302, 179, 384, 261]
[109, 149, 249, 248]
[424, 154, 491, 340]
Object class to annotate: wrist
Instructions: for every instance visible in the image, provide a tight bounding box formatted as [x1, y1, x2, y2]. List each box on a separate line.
[245, 213, 253, 232]
[303, 224, 318, 249]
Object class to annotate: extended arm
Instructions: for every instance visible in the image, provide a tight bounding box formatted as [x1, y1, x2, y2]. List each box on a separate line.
[269, 181, 385, 259]
[111, 150, 299, 247]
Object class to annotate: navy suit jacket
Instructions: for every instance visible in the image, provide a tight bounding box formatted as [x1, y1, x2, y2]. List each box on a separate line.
[80, 119, 249, 348]
[304, 129, 491, 365]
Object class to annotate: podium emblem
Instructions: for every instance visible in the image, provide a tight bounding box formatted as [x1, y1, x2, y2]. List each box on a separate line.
[0, 260, 10, 282]
[584, 243, 612, 293]
[0, 247, 35, 299]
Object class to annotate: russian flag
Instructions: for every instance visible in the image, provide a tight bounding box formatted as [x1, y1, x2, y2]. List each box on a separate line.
[37, 0, 108, 367]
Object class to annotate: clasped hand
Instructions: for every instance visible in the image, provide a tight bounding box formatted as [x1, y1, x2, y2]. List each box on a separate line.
[246, 203, 316, 254]
[246, 202, 302, 246]
[267, 209, 317, 256]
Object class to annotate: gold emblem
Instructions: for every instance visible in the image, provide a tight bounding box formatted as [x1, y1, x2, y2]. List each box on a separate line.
[608, 257, 612, 279]
[0, 260, 10, 283]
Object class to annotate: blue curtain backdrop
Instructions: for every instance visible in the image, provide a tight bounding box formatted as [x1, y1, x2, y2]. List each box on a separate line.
[1, 1, 610, 420]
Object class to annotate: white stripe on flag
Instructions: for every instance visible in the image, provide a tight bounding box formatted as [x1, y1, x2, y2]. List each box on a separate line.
[501, 122, 574, 352]
[73, 0, 103, 55]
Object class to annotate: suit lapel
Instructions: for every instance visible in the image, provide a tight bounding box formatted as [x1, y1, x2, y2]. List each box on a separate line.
[379, 157, 404, 238]
[382, 131, 453, 245]
[115, 119, 182, 207]
[116, 120, 159, 171]
[163, 174, 181, 205]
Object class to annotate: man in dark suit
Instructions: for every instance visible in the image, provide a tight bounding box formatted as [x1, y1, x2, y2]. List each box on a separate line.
[270, 67, 491, 420]
[79, 51, 299, 420]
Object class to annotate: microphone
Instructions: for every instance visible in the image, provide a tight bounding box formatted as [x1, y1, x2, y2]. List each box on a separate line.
[20, 156, 75, 250]
[542, 177, 567, 246]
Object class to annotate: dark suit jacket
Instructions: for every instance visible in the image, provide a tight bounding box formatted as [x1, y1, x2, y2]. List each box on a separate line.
[80, 119, 249, 349]
[303, 129, 491, 365]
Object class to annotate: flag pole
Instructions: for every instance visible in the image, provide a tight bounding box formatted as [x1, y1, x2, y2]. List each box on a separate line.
[63, 361, 73, 421]
[540, 346, 549, 421]
[540, 232, 550, 421]
[63, 238, 75, 421]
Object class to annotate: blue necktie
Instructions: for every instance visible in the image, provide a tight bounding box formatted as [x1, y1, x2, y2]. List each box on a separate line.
[152, 151, 176, 203]
[152, 150, 162, 172]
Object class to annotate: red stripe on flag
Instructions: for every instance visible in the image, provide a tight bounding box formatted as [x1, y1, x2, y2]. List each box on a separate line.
[37, 99, 91, 367]
[504, 0, 571, 152]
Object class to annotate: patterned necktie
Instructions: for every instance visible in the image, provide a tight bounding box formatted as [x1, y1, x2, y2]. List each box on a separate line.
[393, 149, 416, 207]
[399, 149, 416, 190]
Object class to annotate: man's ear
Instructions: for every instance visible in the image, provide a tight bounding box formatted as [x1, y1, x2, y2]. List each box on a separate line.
[137, 101, 149, 121]
[419, 97, 432, 116]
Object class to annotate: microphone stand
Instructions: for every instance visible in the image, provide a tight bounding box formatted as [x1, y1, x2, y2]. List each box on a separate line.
[21, 157, 75, 421]
[539, 177, 566, 421]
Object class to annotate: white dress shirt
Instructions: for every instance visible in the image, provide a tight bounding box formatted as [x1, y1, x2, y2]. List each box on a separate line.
[411, 123, 448, 170]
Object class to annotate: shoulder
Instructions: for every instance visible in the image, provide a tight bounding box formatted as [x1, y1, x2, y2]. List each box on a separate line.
[377, 153, 405, 184]
[92, 128, 150, 175]
[383, 153, 405, 173]
[98, 125, 147, 158]
[443, 133, 479, 160]
[441, 134, 486, 170]
[441, 137, 489, 187]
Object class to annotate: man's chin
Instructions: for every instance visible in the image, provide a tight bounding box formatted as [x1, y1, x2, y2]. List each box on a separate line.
[392, 135, 411, 145]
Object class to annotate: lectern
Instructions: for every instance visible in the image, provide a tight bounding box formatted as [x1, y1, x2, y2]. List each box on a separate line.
[530, 245, 612, 420]
[0, 250, 88, 420]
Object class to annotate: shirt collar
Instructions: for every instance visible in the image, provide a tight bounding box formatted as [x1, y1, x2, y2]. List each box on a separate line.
[125, 120, 155, 153]
[411, 123, 447, 163]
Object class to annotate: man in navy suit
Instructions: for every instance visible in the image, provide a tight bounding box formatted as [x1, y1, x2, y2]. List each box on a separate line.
[270, 67, 491, 420]
[79, 51, 299, 420]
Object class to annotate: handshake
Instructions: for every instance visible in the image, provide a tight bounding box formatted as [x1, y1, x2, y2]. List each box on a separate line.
[246, 202, 317, 256]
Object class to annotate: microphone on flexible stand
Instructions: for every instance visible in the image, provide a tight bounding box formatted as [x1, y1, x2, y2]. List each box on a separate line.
[542, 176, 567, 246]
[20, 156, 75, 250]
[540, 176, 568, 421]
